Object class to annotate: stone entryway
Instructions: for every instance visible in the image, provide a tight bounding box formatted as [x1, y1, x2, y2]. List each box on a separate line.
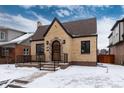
[52, 40, 61, 61]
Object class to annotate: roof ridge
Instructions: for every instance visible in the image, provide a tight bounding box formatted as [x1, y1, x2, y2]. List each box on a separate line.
[38, 17, 96, 28]
[62, 17, 96, 24]
[111, 17, 124, 31]
[32, 17, 97, 41]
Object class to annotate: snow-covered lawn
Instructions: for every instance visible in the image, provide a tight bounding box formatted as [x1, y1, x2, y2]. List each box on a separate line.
[0, 64, 40, 81]
[1, 63, 124, 88]
[26, 63, 124, 88]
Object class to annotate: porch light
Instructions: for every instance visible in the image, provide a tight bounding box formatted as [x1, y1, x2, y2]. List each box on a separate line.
[46, 47, 49, 51]
[46, 41, 49, 45]
[63, 40, 66, 44]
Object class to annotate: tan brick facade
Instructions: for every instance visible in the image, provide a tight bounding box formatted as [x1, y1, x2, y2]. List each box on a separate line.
[31, 40, 44, 55]
[72, 37, 97, 62]
[44, 21, 72, 62]
[31, 20, 97, 66]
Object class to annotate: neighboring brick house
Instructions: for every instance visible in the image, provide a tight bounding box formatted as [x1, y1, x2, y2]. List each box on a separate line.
[31, 18, 97, 66]
[108, 18, 124, 65]
[0, 27, 33, 64]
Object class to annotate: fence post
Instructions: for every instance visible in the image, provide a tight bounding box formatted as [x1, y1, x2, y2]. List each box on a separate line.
[40, 55, 42, 70]
[39, 55, 41, 70]
[64, 54, 65, 63]
[54, 61, 55, 71]
[30, 55, 32, 64]
[15, 56, 17, 64]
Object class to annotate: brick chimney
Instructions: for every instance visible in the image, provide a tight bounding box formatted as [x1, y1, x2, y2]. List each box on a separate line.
[37, 21, 42, 28]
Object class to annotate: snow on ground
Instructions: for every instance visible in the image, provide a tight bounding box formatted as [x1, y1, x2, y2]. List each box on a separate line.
[1, 63, 124, 88]
[0, 64, 40, 81]
[26, 63, 124, 88]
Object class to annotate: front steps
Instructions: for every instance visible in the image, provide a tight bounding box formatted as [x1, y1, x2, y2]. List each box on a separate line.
[40, 63, 60, 71]
[16, 62, 69, 71]
[5, 79, 29, 88]
[7, 84, 25, 88]
[15, 62, 40, 68]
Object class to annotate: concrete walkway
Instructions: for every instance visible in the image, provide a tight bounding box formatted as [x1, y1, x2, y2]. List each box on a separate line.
[6, 71, 49, 88]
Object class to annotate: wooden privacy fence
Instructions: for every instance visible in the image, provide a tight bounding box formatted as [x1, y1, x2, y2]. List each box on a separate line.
[98, 55, 115, 64]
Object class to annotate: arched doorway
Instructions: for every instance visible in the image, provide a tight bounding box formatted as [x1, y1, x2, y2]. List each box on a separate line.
[52, 40, 61, 61]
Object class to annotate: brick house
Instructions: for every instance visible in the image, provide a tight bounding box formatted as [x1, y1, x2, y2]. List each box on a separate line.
[108, 18, 124, 65]
[31, 18, 97, 66]
[0, 27, 33, 64]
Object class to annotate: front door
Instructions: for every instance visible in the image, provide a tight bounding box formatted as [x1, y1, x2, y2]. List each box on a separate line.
[52, 40, 61, 61]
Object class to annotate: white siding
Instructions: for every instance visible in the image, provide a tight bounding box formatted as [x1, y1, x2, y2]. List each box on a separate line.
[7, 30, 25, 41]
[109, 33, 113, 45]
[109, 21, 124, 46]
[120, 22, 124, 41]
[0, 31, 7, 42]
[113, 24, 119, 45]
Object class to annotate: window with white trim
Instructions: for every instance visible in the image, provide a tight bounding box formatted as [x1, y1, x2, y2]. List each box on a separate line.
[0, 32, 5, 40]
[23, 48, 29, 55]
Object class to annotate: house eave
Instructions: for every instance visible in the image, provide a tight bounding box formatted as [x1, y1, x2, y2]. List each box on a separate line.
[72, 34, 97, 38]
[111, 18, 124, 31]
[30, 39, 44, 42]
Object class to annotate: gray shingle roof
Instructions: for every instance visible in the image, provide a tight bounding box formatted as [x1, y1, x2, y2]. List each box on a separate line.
[32, 18, 97, 41]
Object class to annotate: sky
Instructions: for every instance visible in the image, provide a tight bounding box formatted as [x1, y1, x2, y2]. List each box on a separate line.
[0, 5, 124, 50]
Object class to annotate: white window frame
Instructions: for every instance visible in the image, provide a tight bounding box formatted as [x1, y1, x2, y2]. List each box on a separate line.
[23, 48, 29, 55]
[0, 32, 6, 40]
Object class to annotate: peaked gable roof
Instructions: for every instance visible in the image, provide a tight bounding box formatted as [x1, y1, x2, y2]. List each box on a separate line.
[32, 17, 97, 41]
[43, 18, 73, 37]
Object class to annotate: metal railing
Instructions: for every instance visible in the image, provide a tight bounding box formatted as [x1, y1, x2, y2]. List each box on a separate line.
[16, 53, 68, 71]
[0, 56, 14, 64]
[16, 53, 68, 63]
[16, 54, 45, 63]
[61, 53, 68, 63]
[52, 53, 68, 71]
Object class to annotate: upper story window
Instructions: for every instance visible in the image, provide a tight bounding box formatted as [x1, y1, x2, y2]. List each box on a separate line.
[0, 32, 5, 40]
[36, 44, 44, 55]
[81, 41, 90, 54]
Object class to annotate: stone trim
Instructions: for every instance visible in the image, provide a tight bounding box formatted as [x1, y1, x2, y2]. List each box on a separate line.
[43, 18, 72, 38]
[69, 61, 97, 66]
[47, 37, 64, 61]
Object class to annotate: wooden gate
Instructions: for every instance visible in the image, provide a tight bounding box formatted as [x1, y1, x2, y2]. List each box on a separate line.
[98, 55, 115, 64]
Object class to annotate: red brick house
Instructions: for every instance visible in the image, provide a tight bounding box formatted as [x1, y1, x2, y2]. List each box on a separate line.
[0, 27, 33, 64]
